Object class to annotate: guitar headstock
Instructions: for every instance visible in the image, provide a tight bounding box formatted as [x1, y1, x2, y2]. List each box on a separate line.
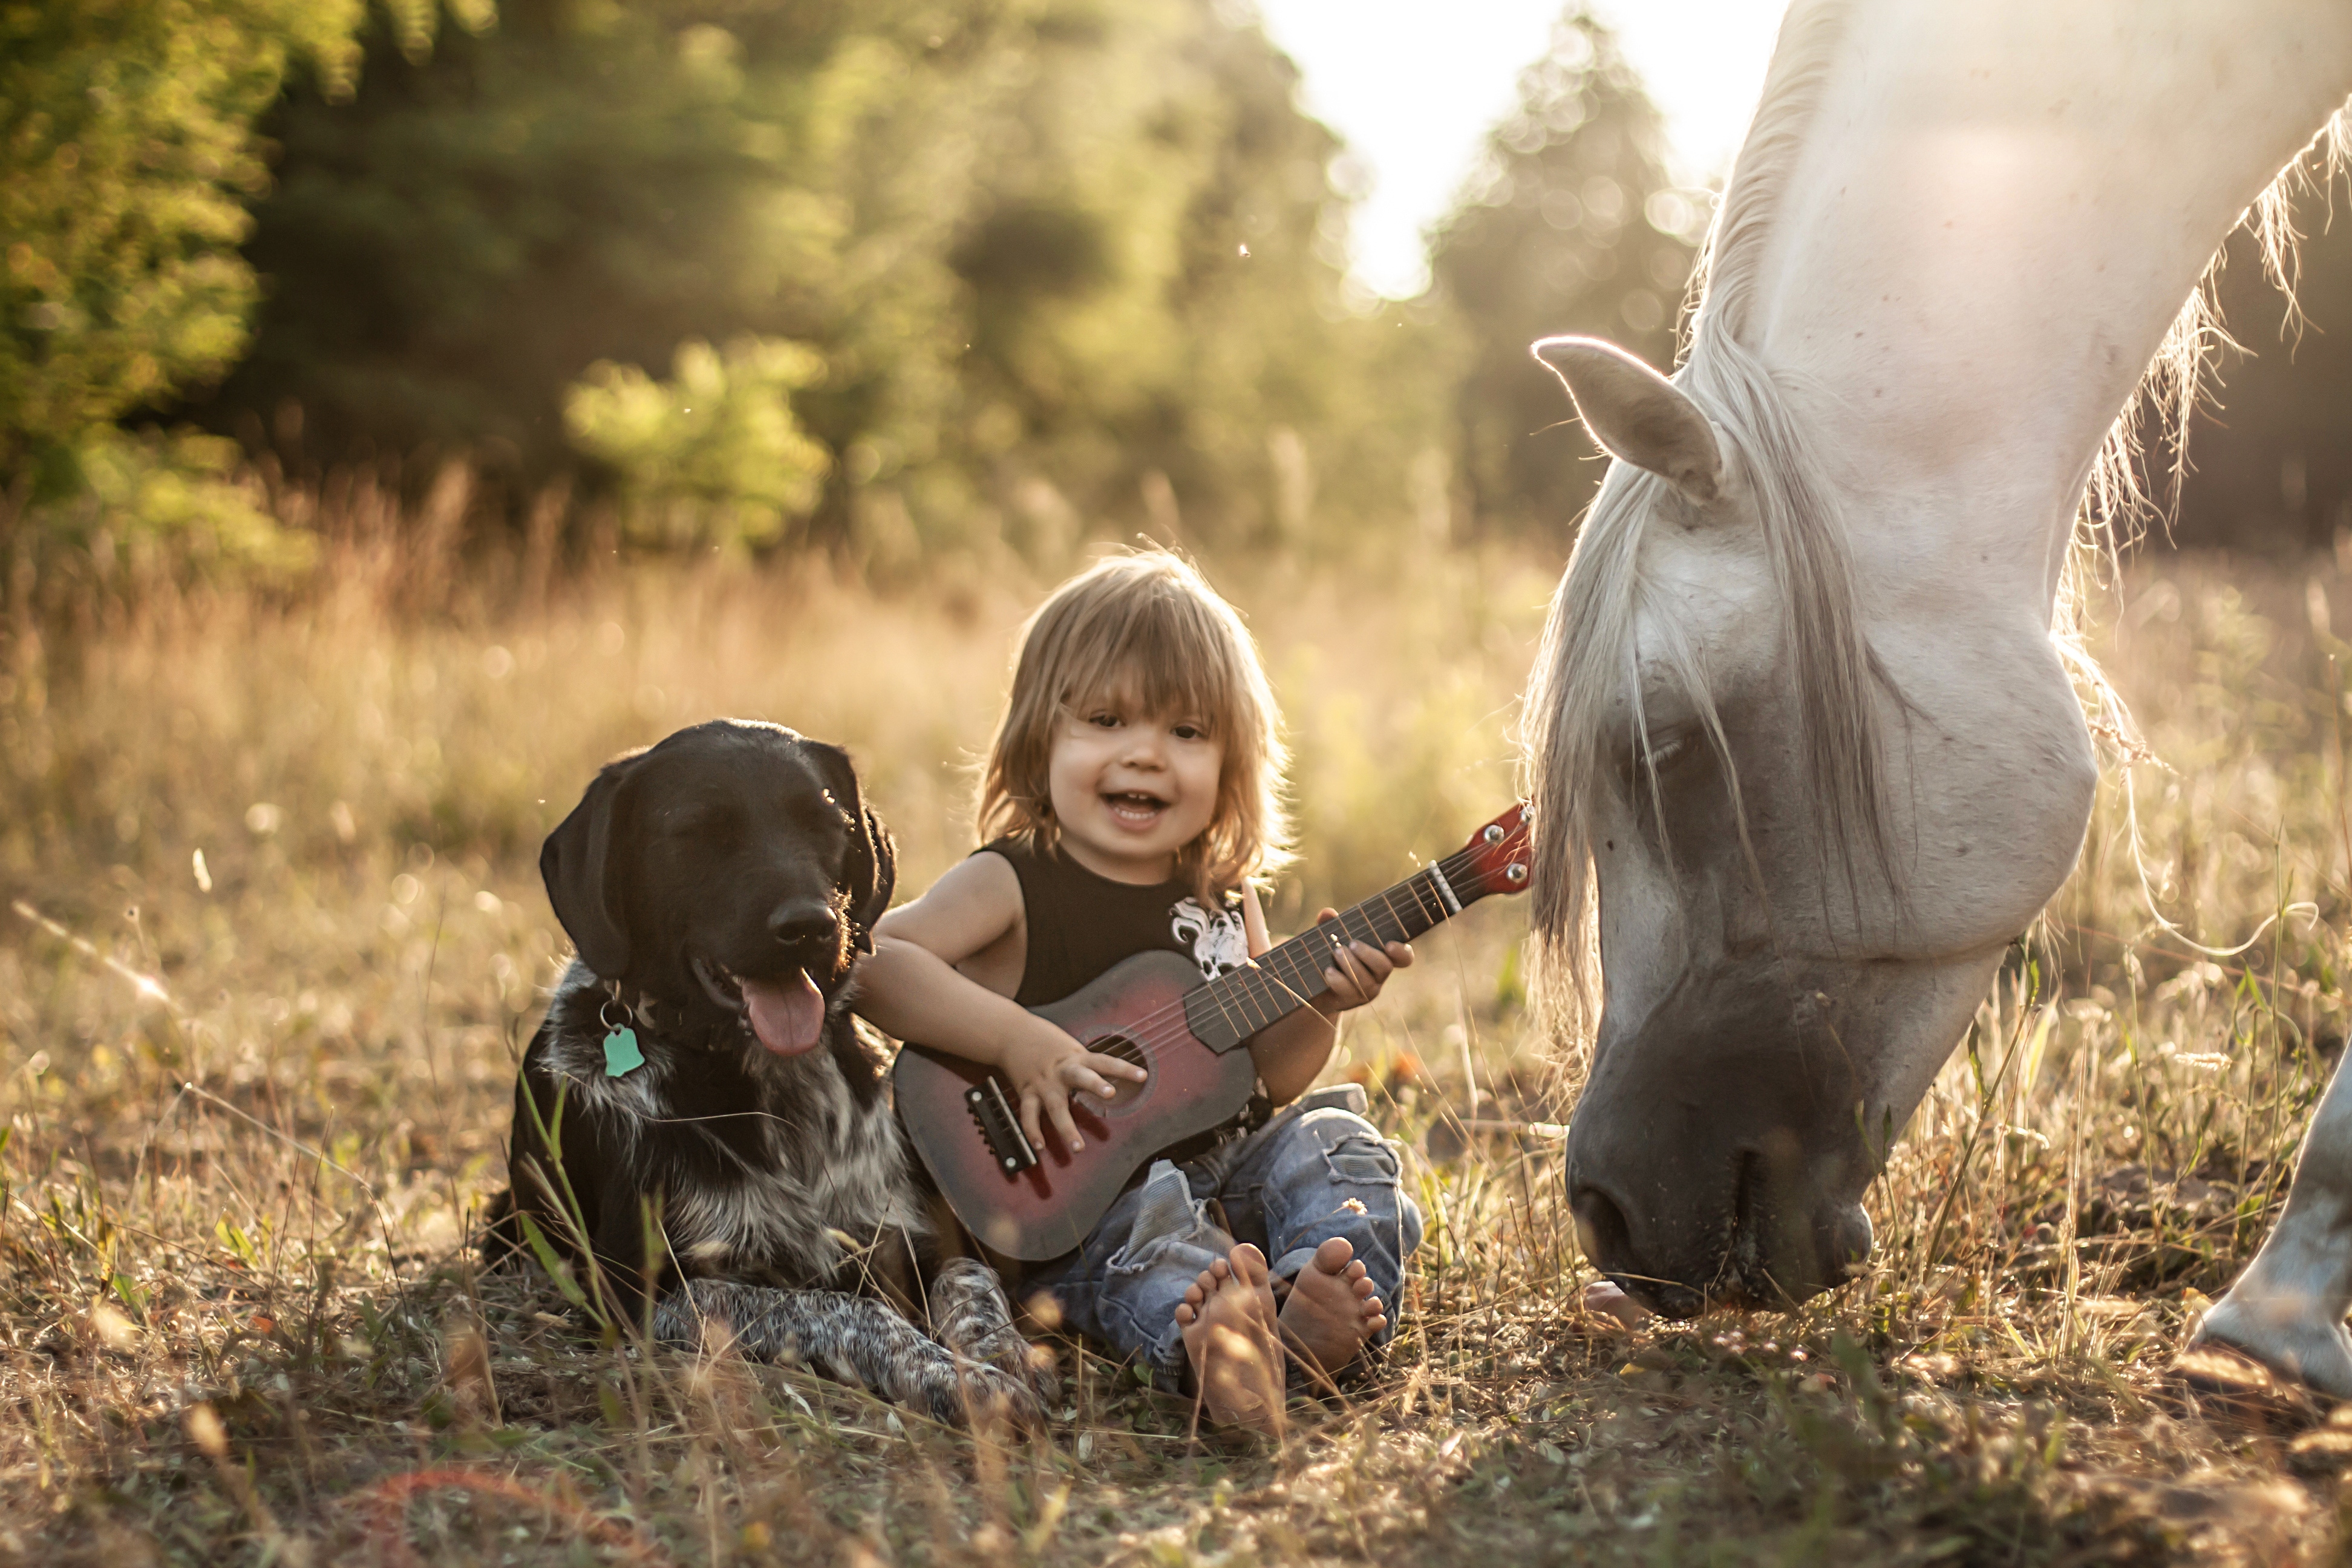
[1450, 801, 1533, 900]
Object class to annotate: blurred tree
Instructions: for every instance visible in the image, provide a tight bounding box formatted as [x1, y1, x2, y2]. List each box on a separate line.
[0, 0, 486, 552]
[183, 0, 1443, 559]
[566, 335, 829, 552]
[942, 0, 1448, 556]
[1426, 8, 1696, 540]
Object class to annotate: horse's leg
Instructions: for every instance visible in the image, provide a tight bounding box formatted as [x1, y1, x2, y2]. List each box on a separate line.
[930, 1256, 1061, 1408]
[2191, 1053, 2352, 1397]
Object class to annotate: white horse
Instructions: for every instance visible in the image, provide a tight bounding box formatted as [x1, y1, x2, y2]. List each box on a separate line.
[1525, 0, 2352, 1388]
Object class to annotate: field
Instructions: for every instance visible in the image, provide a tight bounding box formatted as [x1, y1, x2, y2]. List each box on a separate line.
[7, 522, 2352, 1564]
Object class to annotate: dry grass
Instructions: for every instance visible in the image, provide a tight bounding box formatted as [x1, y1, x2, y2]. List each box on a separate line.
[7, 520, 2352, 1564]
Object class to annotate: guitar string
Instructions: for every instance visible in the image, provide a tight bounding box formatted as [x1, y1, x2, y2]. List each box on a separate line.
[1146, 845, 1474, 1053]
[1058, 835, 1518, 1071]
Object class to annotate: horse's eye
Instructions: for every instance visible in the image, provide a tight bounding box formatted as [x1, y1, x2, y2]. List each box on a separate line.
[1624, 730, 1699, 794]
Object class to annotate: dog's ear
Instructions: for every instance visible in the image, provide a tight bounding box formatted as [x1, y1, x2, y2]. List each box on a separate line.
[541, 756, 639, 978]
[809, 742, 897, 952]
[852, 806, 897, 953]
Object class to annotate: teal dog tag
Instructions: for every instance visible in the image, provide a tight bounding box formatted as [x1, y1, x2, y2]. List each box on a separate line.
[603, 1027, 644, 1077]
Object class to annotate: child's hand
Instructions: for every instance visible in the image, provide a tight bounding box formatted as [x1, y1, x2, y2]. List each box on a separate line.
[998, 1018, 1149, 1157]
[1307, 907, 1413, 1016]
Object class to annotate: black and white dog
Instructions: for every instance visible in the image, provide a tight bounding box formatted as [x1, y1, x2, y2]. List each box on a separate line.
[488, 719, 1050, 1427]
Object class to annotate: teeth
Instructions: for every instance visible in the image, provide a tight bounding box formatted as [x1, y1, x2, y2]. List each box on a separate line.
[693, 956, 746, 1013]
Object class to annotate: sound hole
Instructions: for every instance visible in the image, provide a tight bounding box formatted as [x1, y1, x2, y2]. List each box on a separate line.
[1090, 1034, 1151, 1109]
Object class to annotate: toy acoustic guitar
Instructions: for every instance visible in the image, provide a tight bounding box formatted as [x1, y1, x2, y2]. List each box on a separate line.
[893, 802, 1532, 1259]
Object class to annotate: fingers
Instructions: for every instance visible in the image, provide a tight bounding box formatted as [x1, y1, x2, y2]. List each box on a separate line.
[1077, 1049, 1149, 1087]
[1322, 939, 1398, 1005]
[1066, 1063, 1119, 1102]
[1310, 910, 1411, 1008]
[1018, 1088, 1048, 1158]
[1045, 1090, 1086, 1155]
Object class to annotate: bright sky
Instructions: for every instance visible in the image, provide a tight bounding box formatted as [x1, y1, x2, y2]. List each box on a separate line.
[1255, 1, 1785, 298]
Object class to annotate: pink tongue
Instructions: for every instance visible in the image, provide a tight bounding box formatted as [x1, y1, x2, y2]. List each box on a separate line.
[741, 969, 825, 1056]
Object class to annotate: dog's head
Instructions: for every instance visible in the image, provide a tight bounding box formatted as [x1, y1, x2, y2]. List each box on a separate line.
[540, 720, 897, 1054]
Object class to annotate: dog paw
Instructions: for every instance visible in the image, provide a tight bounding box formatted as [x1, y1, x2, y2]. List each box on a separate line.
[1021, 1339, 1063, 1408]
[931, 1364, 1047, 1432]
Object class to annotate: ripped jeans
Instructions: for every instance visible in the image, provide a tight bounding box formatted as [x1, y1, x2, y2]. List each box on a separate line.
[1024, 1086, 1422, 1390]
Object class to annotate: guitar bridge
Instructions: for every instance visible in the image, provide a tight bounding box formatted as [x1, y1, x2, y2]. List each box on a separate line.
[966, 1077, 1037, 1174]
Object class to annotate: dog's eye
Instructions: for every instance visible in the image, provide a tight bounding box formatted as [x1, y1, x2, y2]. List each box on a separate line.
[667, 803, 740, 841]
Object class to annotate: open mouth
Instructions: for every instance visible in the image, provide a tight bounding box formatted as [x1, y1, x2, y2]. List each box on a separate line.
[1102, 790, 1169, 825]
[691, 956, 826, 1056]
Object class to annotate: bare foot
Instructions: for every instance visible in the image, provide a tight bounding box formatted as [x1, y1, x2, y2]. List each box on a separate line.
[1276, 1237, 1386, 1385]
[1174, 1245, 1283, 1436]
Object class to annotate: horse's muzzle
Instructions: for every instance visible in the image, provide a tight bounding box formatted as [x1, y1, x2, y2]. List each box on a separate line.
[1563, 961, 1881, 1316]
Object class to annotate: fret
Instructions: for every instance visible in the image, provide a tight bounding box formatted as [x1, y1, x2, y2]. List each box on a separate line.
[1179, 845, 1506, 1052]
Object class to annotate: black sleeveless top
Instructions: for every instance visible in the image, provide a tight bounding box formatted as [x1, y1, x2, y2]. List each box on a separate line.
[980, 836, 1252, 1005]
[979, 836, 1272, 1169]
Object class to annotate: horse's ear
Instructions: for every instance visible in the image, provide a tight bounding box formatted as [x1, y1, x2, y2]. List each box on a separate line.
[1532, 336, 1728, 506]
[541, 756, 641, 979]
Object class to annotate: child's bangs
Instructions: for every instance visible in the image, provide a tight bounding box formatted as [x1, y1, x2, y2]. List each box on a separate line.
[1060, 595, 1241, 735]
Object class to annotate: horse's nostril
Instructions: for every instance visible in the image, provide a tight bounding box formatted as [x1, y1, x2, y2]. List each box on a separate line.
[1831, 1204, 1875, 1278]
[1570, 1184, 1633, 1273]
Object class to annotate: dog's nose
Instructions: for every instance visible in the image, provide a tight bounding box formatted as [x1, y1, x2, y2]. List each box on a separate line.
[768, 900, 838, 948]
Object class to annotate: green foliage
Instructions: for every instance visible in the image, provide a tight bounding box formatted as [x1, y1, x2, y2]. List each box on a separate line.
[64, 425, 315, 573]
[565, 335, 830, 552]
[1428, 8, 1697, 538]
[0, 0, 372, 492]
[0, 0, 498, 578]
[191, 0, 1446, 558]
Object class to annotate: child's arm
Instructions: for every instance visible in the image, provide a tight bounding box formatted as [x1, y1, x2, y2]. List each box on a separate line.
[1238, 884, 1413, 1106]
[855, 853, 1148, 1157]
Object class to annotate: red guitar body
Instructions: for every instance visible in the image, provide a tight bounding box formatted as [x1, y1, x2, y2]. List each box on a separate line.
[894, 950, 1258, 1260]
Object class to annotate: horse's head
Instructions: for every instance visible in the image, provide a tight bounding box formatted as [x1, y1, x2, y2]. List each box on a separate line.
[1528, 336, 2098, 1316]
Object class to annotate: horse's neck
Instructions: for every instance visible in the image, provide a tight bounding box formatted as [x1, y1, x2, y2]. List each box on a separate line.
[1745, 0, 2352, 607]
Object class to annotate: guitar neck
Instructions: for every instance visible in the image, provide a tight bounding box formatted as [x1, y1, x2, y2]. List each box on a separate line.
[1181, 857, 1490, 1051]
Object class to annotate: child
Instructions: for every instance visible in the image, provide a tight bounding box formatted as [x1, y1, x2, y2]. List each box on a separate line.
[855, 551, 1423, 1433]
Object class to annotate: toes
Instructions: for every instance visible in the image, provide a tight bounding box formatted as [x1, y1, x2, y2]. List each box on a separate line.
[1311, 1236, 1355, 1275]
[1175, 1302, 1198, 1327]
[1230, 1243, 1270, 1287]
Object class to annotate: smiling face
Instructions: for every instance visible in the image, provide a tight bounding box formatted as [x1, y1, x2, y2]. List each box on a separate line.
[1043, 688, 1226, 885]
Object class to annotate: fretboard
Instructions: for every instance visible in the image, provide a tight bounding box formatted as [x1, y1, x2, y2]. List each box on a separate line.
[1181, 859, 1483, 1051]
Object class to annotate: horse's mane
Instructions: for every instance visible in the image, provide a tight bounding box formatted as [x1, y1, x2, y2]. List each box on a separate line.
[1523, 0, 2352, 1039]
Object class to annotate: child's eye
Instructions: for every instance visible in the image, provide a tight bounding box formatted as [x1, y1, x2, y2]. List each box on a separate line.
[1171, 722, 1207, 741]
[1087, 711, 1122, 729]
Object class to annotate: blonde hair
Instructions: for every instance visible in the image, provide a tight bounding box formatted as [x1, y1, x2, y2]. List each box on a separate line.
[978, 551, 1290, 898]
